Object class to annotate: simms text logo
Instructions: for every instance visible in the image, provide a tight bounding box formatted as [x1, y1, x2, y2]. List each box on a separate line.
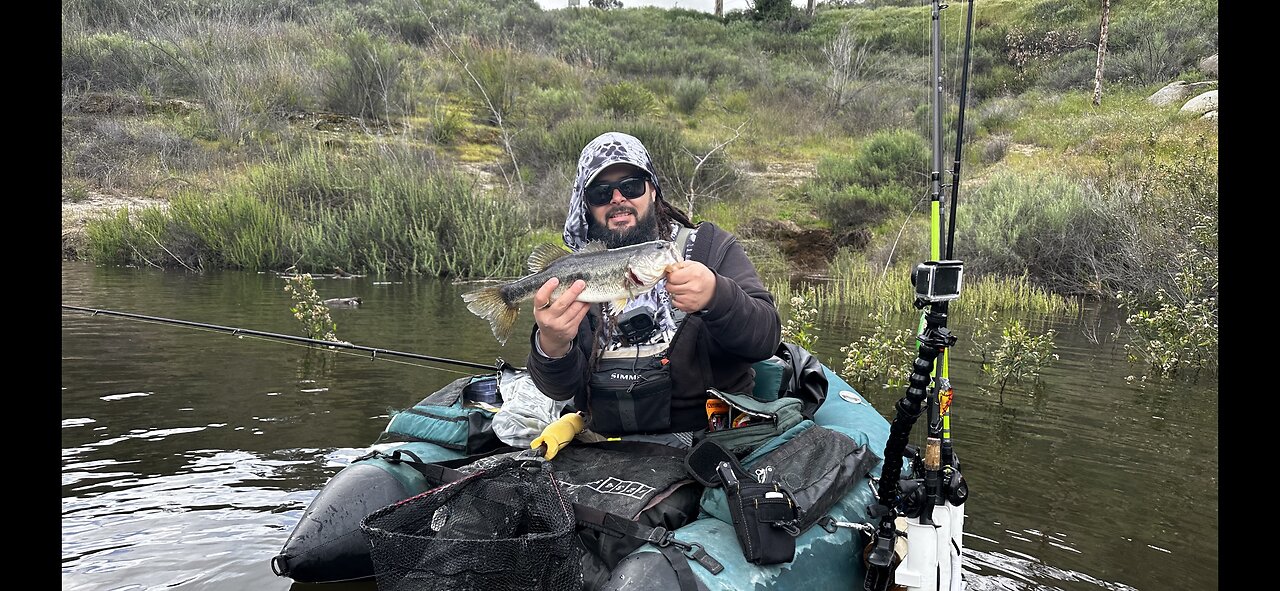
[610, 372, 640, 381]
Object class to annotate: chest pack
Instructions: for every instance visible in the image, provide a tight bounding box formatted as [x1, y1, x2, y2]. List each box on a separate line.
[586, 226, 694, 435]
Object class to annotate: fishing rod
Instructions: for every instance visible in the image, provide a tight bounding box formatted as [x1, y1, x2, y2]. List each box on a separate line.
[939, 0, 977, 509]
[61, 304, 496, 371]
[864, 1, 973, 590]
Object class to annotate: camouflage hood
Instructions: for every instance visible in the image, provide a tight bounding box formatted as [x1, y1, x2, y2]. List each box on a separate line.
[563, 132, 666, 251]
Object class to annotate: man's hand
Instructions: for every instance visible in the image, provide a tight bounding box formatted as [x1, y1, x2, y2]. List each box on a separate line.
[534, 277, 590, 358]
[665, 260, 716, 313]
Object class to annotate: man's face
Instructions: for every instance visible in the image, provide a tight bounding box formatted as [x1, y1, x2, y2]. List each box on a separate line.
[585, 164, 660, 248]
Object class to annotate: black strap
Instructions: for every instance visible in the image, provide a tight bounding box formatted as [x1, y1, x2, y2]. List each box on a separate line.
[685, 439, 743, 487]
[658, 544, 700, 591]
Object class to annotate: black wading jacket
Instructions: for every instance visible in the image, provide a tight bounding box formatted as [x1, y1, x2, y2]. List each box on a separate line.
[526, 221, 782, 434]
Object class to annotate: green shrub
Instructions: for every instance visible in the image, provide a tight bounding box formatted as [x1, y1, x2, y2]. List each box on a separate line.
[838, 317, 914, 392]
[781, 286, 820, 352]
[979, 135, 1010, 165]
[511, 116, 744, 206]
[1106, 12, 1215, 87]
[84, 206, 176, 268]
[596, 81, 660, 118]
[283, 273, 341, 342]
[62, 31, 165, 94]
[522, 86, 588, 127]
[427, 103, 467, 144]
[810, 183, 917, 238]
[555, 14, 623, 68]
[720, 89, 752, 114]
[1109, 137, 1217, 378]
[971, 64, 1032, 101]
[974, 97, 1023, 134]
[84, 143, 534, 277]
[957, 172, 1100, 293]
[1117, 289, 1217, 380]
[167, 190, 291, 270]
[813, 131, 926, 195]
[466, 46, 523, 124]
[322, 29, 409, 119]
[1038, 47, 1100, 92]
[970, 311, 1059, 401]
[672, 77, 709, 115]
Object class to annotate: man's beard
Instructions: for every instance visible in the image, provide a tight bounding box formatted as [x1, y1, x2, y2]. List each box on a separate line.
[586, 202, 662, 248]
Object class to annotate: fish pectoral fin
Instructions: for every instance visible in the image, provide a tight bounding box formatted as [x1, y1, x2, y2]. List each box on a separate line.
[527, 243, 572, 273]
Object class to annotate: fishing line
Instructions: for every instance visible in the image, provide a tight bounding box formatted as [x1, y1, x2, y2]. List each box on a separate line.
[162, 317, 476, 375]
[62, 305, 496, 374]
[72, 309, 477, 376]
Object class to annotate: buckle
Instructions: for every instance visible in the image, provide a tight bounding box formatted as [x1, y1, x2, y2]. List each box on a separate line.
[675, 540, 724, 574]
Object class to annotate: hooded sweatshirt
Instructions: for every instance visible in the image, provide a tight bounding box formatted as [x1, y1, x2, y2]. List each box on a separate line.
[526, 132, 781, 436]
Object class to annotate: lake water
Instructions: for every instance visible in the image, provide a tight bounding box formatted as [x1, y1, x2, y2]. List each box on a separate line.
[60, 259, 1218, 590]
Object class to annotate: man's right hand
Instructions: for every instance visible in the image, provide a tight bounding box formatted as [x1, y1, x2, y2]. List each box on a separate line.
[534, 277, 590, 358]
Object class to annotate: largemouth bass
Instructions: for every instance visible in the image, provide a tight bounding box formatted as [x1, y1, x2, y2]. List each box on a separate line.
[462, 240, 682, 345]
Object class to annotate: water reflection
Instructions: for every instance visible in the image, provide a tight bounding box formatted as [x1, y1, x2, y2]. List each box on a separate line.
[61, 260, 1216, 590]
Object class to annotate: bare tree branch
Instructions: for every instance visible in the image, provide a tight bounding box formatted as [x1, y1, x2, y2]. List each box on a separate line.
[678, 121, 747, 219]
[824, 24, 879, 112]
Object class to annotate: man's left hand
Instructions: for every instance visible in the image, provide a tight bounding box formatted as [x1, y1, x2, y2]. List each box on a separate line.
[665, 260, 716, 313]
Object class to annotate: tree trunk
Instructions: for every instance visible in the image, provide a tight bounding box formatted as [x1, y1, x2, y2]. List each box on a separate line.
[1092, 0, 1111, 106]
[715, 0, 723, 18]
[807, 0, 815, 17]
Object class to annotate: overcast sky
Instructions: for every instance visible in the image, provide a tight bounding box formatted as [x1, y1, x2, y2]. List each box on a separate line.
[532, 1, 814, 13]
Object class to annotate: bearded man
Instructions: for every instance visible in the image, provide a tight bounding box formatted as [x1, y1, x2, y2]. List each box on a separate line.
[526, 131, 781, 448]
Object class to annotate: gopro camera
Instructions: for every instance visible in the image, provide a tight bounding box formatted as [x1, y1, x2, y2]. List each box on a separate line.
[616, 305, 659, 345]
[912, 260, 964, 303]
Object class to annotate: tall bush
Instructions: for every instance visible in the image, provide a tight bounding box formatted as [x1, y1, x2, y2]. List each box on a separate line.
[596, 81, 659, 118]
[808, 129, 928, 240]
[323, 29, 409, 119]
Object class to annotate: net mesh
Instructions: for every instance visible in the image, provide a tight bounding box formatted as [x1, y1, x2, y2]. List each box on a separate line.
[360, 457, 582, 591]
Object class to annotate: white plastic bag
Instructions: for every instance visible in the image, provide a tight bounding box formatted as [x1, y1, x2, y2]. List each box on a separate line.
[491, 365, 568, 447]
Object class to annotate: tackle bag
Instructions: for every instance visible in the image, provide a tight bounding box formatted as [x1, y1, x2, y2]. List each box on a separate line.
[688, 420, 880, 561]
[546, 442, 703, 588]
[377, 373, 505, 455]
[696, 387, 805, 457]
[695, 446, 801, 566]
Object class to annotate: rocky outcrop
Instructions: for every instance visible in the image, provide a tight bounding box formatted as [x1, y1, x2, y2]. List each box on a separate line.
[1147, 81, 1216, 107]
[1199, 54, 1218, 78]
[1181, 90, 1217, 116]
[73, 92, 203, 115]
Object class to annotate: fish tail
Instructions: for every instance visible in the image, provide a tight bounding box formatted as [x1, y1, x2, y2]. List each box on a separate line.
[461, 286, 519, 346]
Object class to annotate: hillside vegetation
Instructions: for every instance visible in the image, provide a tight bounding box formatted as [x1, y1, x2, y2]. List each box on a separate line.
[62, 0, 1218, 373]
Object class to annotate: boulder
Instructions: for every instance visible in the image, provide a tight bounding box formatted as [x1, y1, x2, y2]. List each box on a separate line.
[1198, 54, 1218, 78]
[1148, 81, 1215, 107]
[1181, 90, 1217, 116]
[1200, 110, 1217, 121]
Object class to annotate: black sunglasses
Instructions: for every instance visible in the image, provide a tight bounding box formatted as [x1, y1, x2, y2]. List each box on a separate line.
[584, 176, 649, 207]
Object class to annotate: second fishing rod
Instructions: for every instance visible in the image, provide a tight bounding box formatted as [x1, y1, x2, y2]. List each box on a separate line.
[863, 1, 973, 590]
[62, 304, 498, 372]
